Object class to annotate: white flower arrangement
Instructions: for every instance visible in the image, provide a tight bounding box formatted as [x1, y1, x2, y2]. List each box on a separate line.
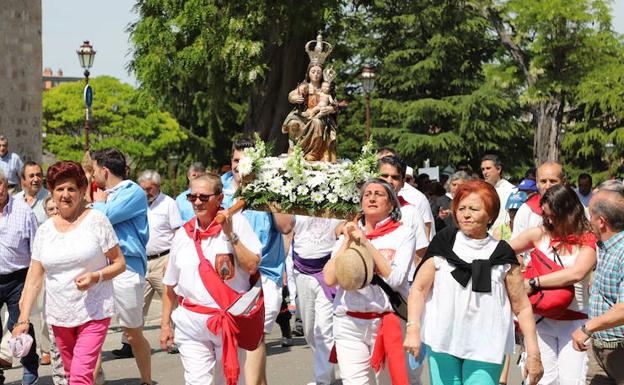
[236, 136, 379, 219]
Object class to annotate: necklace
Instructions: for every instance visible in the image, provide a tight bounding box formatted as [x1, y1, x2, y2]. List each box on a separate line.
[57, 207, 85, 232]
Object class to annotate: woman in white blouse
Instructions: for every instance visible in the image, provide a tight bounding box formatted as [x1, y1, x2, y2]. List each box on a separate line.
[324, 178, 416, 385]
[404, 179, 543, 385]
[14, 161, 126, 385]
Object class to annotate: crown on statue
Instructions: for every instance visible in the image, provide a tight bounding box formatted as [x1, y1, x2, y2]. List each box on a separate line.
[305, 31, 333, 66]
[323, 67, 337, 84]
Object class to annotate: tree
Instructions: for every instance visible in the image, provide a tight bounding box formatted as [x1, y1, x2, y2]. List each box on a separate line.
[43, 76, 187, 182]
[128, 0, 347, 165]
[475, 0, 617, 164]
[334, 1, 533, 175]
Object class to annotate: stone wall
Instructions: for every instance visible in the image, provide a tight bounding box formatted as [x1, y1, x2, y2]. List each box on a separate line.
[0, 0, 42, 162]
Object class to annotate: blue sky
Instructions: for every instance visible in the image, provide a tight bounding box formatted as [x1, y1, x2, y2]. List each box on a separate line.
[43, 0, 624, 87]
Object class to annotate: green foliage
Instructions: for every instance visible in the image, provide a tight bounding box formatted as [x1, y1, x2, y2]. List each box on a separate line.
[129, 0, 346, 166]
[335, 1, 533, 177]
[42, 76, 188, 192]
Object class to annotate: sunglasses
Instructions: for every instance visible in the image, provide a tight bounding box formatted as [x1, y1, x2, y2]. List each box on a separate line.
[186, 193, 218, 202]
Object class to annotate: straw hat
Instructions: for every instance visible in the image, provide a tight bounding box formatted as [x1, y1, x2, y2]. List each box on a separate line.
[334, 243, 374, 291]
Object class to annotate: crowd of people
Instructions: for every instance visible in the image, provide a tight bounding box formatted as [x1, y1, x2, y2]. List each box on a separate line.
[0, 132, 623, 385]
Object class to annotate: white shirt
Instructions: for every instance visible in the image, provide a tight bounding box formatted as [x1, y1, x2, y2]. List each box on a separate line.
[421, 232, 514, 364]
[292, 216, 342, 259]
[163, 212, 262, 309]
[512, 203, 543, 240]
[399, 184, 435, 238]
[402, 204, 430, 281]
[331, 219, 415, 315]
[31, 210, 118, 327]
[492, 179, 515, 232]
[146, 192, 183, 256]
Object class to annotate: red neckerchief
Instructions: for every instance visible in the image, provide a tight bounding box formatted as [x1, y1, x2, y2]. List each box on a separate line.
[365, 219, 402, 240]
[526, 194, 542, 215]
[550, 232, 597, 254]
[397, 195, 411, 207]
[183, 214, 223, 241]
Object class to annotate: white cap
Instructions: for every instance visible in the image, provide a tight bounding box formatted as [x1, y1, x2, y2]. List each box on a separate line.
[406, 166, 414, 177]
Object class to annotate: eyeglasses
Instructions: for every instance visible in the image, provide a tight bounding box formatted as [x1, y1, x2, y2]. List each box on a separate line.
[186, 193, 218, 202]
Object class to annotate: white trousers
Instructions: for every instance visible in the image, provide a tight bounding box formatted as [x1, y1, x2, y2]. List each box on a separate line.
[261, 275, 282, 334]
[294, 272, 335, 385]
[173, 307, 247, 385]
[536, 317, 587, 385]
[333, 315, 390, 385]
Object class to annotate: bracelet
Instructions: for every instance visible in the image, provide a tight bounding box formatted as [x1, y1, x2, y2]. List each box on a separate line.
[13, 320, 29, 328]
[97, 270, 104, 284]
[406, 321, 418, 328]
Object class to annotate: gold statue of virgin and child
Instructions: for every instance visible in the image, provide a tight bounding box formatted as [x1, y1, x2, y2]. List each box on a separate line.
[282, 32, 338, 162]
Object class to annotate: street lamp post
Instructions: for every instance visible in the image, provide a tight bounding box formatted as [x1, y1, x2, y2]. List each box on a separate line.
[77, 41, 96, 151]
[360, 67, 376, 141]
[605, 140, 615, 175]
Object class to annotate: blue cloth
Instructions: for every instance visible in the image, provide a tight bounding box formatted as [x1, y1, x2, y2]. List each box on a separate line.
[92, 181, 149, 277]
[589, 231, 624, 341]
[427, 347, 503, 385]
[0, 275, 39, 383]
[0, 152, 23, 186]
[221, 171, 285, 285]
[0, 196, 38, 274]
[175, 188, 195, 222]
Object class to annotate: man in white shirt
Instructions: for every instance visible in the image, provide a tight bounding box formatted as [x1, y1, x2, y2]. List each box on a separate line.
[377, 148, 435, 240]
[113, 170, 183, 358]
[377, 155, 429, 385]
[574, 173, 593, 208]
[512, 161, 565, 240]
[14, 162, 49, 225]
[481, 154, 515, 232]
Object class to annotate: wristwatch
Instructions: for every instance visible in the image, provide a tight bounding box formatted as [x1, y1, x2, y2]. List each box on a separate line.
[528, 278, 539, 290]
[228, 232, 240, 244]
[581, 324, 593, 337]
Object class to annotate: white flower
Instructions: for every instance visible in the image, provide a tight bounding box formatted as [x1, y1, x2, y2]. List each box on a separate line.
[311, 191, 324, 203]
[326, 193, 338, 204]
[238, 156, 253, 176]
[296, 185, 309, 195]
[269, 178, 284, 193]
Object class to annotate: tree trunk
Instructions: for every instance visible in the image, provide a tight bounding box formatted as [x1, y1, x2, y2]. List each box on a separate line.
[532, 95, 564, 165]
[244, 24, 312, 155]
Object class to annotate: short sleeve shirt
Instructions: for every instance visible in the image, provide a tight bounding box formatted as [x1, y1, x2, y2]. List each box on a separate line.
[32, 210, 118, 327]
[163, 212, 262, 308]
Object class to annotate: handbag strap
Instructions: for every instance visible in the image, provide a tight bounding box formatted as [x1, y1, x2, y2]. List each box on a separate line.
[551, 246, 565, 267]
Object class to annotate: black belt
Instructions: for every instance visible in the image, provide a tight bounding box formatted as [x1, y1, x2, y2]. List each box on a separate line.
[0, 268, 28, 284]
[7, 184, 16, 188]
[147, 250, 170, 260]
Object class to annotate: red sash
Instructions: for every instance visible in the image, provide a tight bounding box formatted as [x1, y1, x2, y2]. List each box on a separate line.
[180, 217, 264, 385]
[330, 311, 408, 385]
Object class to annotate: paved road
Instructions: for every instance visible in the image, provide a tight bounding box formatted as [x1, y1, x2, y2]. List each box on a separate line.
[3, 299, 524, 384]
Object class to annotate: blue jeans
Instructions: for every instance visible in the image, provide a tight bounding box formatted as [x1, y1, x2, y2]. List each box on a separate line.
[0, 270, 39, 385]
